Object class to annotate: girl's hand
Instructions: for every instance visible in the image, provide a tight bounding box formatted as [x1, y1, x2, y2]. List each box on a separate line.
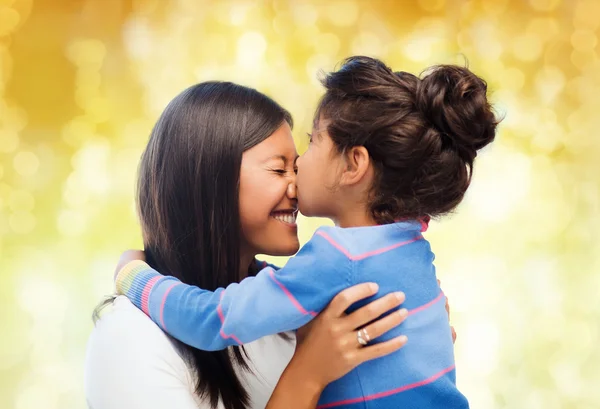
[290, 283, 408, 391]
[113, 249, 145, 280]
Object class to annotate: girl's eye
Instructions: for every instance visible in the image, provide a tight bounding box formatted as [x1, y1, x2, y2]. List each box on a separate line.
[293, 167, 298, 175]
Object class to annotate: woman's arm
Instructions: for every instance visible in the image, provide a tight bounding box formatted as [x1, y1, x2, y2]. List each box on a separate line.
[266, 283, 409, 408]
[115, 230, 356, 350]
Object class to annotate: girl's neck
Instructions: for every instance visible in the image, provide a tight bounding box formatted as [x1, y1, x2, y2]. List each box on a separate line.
[333, 207, 378, 228]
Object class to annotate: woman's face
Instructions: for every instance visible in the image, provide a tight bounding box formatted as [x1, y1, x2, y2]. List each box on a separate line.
[239, 121, 300, 258]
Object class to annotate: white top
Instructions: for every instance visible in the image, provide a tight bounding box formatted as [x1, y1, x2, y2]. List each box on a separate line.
[84, 296, 296, 409]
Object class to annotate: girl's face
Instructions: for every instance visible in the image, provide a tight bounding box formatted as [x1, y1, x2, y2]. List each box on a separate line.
[296, 118, 345, 219]
[239, 121, 300, 258]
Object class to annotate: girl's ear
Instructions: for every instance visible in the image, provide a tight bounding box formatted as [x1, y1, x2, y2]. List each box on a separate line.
[339, 146, 370, 187]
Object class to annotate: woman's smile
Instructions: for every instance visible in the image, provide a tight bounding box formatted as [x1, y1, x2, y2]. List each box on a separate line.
[270, 208, 298, 227]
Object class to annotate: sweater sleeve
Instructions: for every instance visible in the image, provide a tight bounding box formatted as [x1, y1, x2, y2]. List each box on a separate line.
[256, 259, 281, 271]
[115, 230, 351, 351]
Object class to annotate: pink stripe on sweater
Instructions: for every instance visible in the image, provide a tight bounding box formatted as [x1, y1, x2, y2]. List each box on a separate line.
[216, 292, 243, 345]
[315, 231, 353, 258]
[316, 364, 456, 408]
[419, 216, 430, 232]
[159, 283, 179, 330]
[141, 276, 162, 316]
[316, 231, 423, 261]
[268, 269, 317, 317]
[407, 291, 444, 316]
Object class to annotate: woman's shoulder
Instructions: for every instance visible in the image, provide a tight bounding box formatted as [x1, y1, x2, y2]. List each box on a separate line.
[89, 296, 294, 357]
[85, 296, 297, 409]
[85, 296, 201, 408]
[88, 295, 185, 355]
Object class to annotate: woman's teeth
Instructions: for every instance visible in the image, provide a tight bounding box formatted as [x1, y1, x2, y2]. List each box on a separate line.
[272, 213, 296, 224]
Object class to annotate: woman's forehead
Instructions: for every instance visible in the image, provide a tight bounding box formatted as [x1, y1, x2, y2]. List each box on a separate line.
[243, 122, 298, 162]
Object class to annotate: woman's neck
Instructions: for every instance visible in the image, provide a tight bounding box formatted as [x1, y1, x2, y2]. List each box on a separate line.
[239, 249, 257, 278]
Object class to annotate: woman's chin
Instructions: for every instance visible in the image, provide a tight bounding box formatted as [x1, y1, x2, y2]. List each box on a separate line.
[269, 241, 300, 257]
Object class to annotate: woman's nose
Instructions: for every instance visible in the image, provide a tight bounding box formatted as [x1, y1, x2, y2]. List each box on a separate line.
[287, 181, 297, 199]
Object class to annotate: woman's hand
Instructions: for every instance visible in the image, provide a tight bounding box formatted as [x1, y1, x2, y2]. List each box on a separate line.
[113, 249, 145, 280]
[439, 279, 457, 343]
[294, 283, 408, 388]
[266, 283, 408, 409]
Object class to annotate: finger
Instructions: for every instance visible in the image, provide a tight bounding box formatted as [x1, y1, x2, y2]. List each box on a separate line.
[345, 291, 405, 330]
[126, 249, 146, 262]
[114, 250, 146, 280]
[451, 326, 457, 344]
[327, 283, 379, 317]
[118, 249, 146, 266]
[358, 335, 408, 362]
[357, 307, 408, 342]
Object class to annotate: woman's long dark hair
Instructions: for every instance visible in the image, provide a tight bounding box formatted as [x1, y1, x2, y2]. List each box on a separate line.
[99, 82, 292, 409]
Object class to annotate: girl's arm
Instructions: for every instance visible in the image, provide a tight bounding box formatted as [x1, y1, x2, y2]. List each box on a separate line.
[115, 229, 354, 351]
[266, 283, 409, 409]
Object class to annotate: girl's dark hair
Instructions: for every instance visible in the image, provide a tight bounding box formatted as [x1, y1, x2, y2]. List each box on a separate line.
[112, 82, 291, 409]
[316, 56, 499, 223]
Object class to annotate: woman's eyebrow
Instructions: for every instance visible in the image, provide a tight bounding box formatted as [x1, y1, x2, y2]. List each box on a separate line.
[264, 154, 299, 164]
[264, 154, 287, 163]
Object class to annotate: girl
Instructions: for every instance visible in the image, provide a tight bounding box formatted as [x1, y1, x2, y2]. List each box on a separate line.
[115, 56, 497, 408]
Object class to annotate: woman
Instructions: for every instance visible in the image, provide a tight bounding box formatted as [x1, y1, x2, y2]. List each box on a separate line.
[84, 82, 413, 409]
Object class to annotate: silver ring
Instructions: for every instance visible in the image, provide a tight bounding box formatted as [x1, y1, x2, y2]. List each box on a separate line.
[362, 328, 371, 342]
[357, 329, 368, 346]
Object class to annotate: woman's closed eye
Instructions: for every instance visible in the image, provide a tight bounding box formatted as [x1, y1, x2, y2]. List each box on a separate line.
[269, 168, 293, 176]
[306, 132, 313, 143]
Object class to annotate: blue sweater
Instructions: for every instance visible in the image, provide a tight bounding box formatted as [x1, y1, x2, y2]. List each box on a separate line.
[116, 221, 468, 409]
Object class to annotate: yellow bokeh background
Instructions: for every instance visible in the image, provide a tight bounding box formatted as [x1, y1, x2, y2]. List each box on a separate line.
[1, 0, 599, 408]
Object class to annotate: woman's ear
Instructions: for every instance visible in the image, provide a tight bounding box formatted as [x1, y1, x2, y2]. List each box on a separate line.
[339, 146, 371, 187]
